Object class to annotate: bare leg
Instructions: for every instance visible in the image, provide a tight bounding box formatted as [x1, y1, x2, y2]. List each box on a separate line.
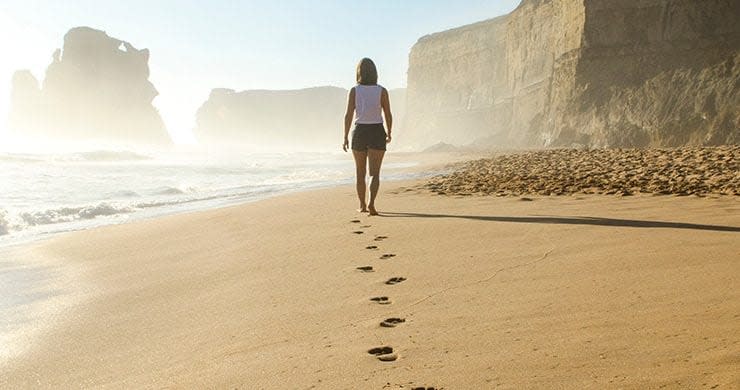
[367, 148, 386, 215]
[352, 150, 368, 212]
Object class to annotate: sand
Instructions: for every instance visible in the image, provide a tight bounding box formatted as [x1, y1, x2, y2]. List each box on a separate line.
[1, 155, 739, 389]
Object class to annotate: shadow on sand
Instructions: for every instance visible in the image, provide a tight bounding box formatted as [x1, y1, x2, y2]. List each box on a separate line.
[379, 212, 740, 232]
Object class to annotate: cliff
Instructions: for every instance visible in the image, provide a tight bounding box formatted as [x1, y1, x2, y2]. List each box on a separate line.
[403, 0, 739, 149]
[195, 87, 405, 151]
[8, 27, 171, 147]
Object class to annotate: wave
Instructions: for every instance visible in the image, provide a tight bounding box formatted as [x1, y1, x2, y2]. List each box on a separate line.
[0, 186, 269, 236]
[19, 203, 135, 227]
[0, 153, 43, 163]
[107, 190, 141, 198]
[63, 150, 153, 162]
[0, 210, 10, 236]
[154, 186, 198, 196]
[0, 204, 135, 236]
[0, 150, 153, 164]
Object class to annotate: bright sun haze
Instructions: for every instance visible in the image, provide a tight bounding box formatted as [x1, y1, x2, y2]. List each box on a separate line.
[0, 0, 520, 145]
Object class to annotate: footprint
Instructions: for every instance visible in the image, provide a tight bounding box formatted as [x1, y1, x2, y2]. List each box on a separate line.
[367, 346, 393, 355]
[370, 296, 391, 305]
[352, 231, 364, 234]
[412, 387, 436, 390]
[360, 225, 372, 228]
[368, 346, 397, 362]
[366, 245, 378, 250]
[350, 219, 361, 223]
[385, 277, 406, 285]
[380, 253, 396, 260]
[374, 235, 388, 241]
[356, 266, 374, 272]
[380, 318, 406, 328]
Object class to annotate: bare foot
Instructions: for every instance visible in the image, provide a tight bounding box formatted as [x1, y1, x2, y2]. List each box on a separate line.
[368, 205, 378, 216]
[358, 205, 368, 213]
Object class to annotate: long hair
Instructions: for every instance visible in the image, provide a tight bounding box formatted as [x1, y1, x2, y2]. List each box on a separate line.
[356, 58, 378, 85]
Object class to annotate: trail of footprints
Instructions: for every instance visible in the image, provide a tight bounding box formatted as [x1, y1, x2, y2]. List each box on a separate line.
[349, 220, 438, 389]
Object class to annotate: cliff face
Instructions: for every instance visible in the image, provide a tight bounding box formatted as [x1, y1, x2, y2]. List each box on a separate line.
[404, 0, 739, 149]
[195, 87, 405, 151]
[8, 27, 170, 147]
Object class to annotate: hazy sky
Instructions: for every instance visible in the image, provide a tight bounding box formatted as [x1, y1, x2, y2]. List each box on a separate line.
[0, 0, 520, 144]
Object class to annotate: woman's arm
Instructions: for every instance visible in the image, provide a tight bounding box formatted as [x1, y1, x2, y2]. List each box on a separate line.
[381, 88, 393, 143]
[343, 88, 356, 152]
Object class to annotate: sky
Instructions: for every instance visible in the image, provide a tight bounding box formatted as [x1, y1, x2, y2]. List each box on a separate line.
[0, 0, 520, 144]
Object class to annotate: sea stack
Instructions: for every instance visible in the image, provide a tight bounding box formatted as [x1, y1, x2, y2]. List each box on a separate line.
[8, 27, 171, 147]
[403, 0, 739, 150]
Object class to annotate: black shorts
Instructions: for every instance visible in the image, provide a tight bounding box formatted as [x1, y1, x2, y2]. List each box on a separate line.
[351, 123, 387, 151]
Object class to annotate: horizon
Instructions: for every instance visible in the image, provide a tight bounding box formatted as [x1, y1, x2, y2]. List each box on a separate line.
[0, 0, 520, 145]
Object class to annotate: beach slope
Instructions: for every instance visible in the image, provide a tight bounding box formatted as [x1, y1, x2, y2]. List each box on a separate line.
[1, 182, 739, 389]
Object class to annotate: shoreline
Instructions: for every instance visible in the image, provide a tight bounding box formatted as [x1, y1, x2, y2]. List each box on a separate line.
[2, 175, 738, 388]
[0, 151, 476, 251]
[0, 150, 475, 371]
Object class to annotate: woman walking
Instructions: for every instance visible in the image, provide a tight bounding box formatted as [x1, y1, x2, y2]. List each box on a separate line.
[342, 58, 392, 216]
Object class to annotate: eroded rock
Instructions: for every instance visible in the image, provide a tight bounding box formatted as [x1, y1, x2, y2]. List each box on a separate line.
[403, 0, 739, 150]
[8, 26, 171, 147]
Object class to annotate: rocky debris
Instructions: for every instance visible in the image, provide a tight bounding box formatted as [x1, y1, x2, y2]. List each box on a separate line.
[8, 26, 170, 146]
[195, 87, 405, 150]
[424, 146, 739, 197]
[403, 0, 739, 150]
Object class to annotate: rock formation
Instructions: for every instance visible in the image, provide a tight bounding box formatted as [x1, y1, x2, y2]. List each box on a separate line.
[403, 0, 739, 150]
[8, 27, 171, 147]
[195, 87, 405, 150]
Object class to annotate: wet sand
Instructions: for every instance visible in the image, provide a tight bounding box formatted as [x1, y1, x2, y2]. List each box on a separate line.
[1, 150, 739, 389]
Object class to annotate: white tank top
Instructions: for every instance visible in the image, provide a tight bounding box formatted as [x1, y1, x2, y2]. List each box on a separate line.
[354, 84, 383, 124]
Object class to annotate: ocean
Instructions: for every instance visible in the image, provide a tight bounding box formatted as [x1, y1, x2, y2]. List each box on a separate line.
[0, 149, 420, 248]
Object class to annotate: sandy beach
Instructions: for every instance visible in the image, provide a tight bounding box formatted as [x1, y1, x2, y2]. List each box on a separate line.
[1, 150, 739, 389]
[1, 0, 738, 387]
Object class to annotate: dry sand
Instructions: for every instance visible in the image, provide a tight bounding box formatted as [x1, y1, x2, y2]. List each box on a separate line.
[1, 157, 739, 389]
